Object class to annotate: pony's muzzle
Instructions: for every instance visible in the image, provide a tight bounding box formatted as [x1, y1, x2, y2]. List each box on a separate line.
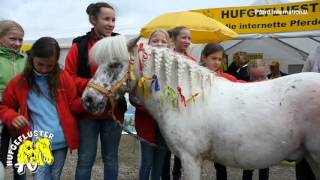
[81, 93, 106, 114]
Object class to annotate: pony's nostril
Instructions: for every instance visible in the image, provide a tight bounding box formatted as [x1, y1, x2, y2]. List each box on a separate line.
[86, 96, 93, 103]
[98, 102, 104, 108]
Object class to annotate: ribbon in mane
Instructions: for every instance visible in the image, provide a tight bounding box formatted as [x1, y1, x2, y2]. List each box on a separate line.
[138, 76, 153, 99]
[138, 43, 148, 72]
[151, 74, 160, 92]
[187, 93, 199, 104]
[177, 86, 187, 107]
[160, 86, 178, 109]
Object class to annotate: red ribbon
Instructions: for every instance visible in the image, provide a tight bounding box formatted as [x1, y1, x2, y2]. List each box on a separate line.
[138, 43, 145, 71]
[177, 86, 187, 107]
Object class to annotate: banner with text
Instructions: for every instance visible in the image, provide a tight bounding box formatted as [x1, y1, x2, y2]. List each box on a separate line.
[192, 0, 320, 34]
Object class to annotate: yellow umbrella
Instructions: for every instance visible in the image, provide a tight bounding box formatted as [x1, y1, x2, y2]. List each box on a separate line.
[21, 43, 32, 53]
[140, 11, 238, 43]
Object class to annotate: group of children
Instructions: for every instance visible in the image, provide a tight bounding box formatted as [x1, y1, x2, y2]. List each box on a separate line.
[0, 2, 316, 180]
[0, 21, 83, 180]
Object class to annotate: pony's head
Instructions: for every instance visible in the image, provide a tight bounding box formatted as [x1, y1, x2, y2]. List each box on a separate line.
[81, 35, 139, 114]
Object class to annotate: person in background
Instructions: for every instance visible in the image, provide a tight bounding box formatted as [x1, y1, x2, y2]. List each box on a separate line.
[0, 20, 26, 180]
[295, 46, 320, 180]
[302, 46, 320, 72]
[162, 26, 195, 180]
[200, 43, 244, 180]
[242, 59, 269, 180]
[226, 51, 250, 81]
[64, 2, 127, 180]
[131, 29, 170, 180]
[0, 37, 82, 179]
[267, 60, 287, 79]
[169, 26, 196, 62]
[200, 43, 244, 83]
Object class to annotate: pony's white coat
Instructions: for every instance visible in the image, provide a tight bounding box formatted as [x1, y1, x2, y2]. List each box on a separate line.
[82, 35, 320, 180]
[0, 162, 4, 180]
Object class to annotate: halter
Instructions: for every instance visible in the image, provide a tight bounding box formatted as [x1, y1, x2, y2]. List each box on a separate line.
[85, 46, 164, 148]
[87, 43, 203, 111]
[85, 44, 201, 148]
[87, 62, 136, 111]
[86, 43, 147, 111]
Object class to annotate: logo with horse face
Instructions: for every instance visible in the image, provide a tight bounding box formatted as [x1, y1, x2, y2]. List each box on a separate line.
[15, 137, 53, 174]
[6, 130, 54, 175]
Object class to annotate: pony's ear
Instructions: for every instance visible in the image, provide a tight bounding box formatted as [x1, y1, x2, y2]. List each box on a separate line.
[127, 36, 141, 52]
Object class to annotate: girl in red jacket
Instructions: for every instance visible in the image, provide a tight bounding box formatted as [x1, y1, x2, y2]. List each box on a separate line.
[200, 43, 242, 180]
[64, 3, 127, 179]
[131, 29, 170, 180]
[0, 37, 81, 179]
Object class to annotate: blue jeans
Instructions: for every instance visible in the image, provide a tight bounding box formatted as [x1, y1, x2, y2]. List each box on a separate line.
[139, 140, 167, 180]
[34, 147, 68, 180]
[75, 119, 122, 180]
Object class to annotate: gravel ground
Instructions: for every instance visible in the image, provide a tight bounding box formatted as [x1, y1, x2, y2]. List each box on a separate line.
[5, 135, 296, 180]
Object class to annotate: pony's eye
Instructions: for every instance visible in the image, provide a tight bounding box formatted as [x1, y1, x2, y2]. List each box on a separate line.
[108, 62, 123, 69]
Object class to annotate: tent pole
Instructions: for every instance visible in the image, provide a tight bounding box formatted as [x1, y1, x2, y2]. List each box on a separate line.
[310, 37, 320, 44]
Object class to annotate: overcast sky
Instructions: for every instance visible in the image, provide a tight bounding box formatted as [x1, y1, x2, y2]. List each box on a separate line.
[0, 0, 308, 40]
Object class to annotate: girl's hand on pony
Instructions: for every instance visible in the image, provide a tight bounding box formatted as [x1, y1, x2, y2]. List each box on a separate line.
[12, 115, 29, 129]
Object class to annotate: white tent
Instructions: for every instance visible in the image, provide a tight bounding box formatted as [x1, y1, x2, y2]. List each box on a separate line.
[51, 33, 319, 74]
[222, 37, 320, 74]
[188, 0, 320, 74]
[190, 34, 320, 75]
[24, 0, 319, 73]
[24, 35, 137, 67]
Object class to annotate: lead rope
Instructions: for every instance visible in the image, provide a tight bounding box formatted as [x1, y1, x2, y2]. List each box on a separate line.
[109, 111, 166, 149]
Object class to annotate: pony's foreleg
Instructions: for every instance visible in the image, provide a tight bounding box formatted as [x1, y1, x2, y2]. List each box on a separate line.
[180, 153, 202, 180]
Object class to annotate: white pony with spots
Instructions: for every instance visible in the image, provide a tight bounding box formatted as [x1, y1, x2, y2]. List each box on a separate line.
[82, 35, 320, 180]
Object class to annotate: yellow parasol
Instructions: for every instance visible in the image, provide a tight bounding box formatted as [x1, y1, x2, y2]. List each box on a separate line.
[21, 43, 32, 53]
[140, 11, 238, 43]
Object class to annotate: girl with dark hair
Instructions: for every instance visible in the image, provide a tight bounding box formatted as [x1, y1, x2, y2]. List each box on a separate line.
[64, 2, 127, 180]
[200, 43, 243, 180]
[0, 19, 26, 180]
[200, 43, 240, 82]
[0, 37, 82, 180]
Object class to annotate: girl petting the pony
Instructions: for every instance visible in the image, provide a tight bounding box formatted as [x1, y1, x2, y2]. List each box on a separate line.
[64, 3, 127, 179]
[162, 26, 196, 180]
[130, 29, 170, 180]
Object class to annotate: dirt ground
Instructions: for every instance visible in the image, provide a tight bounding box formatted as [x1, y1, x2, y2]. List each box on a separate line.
[5, 135, 296, 180]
